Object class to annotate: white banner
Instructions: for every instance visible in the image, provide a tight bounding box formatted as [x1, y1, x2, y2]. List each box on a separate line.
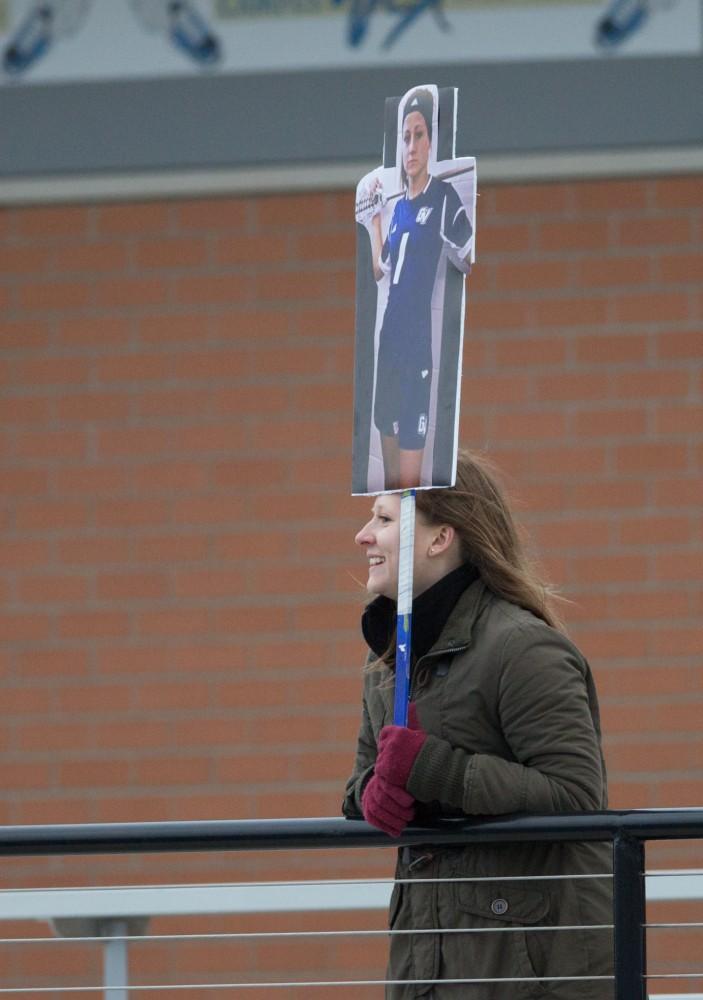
[1, 0, 700, 85]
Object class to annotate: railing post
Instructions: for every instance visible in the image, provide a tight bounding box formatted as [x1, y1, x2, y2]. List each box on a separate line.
[613, 832, 646, 1000]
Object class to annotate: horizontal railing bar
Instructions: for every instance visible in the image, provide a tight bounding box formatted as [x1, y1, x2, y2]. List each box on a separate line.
[0, 871, 614, 895]
[0, 809, 702, 857]
[0, 924, 616, 944]
[0, 975, 617, 992]
[0, 870, 693, 920]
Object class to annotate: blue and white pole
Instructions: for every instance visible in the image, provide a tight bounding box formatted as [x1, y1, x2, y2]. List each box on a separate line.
[393, 489, 416, 727]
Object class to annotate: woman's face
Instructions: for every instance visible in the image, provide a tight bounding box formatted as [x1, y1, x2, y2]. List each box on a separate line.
[355, 494, 438, 600]
[402, 110, 431, 183]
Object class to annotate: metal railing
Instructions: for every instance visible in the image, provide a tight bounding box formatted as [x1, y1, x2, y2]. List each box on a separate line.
[0, 808, 701, 997]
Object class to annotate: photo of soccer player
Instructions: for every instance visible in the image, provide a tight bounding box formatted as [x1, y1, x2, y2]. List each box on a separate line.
[353, 84, 476, 495]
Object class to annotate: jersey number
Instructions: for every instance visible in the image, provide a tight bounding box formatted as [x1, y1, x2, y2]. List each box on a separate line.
[392, 232, 409, 286]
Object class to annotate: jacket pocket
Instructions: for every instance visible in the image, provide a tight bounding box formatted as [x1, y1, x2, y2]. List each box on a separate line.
[454, 881, 551, 995]
[455, 881, 550, 925]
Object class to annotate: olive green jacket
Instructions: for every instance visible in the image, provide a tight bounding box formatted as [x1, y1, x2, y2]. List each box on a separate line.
[343, 579, 613, 999]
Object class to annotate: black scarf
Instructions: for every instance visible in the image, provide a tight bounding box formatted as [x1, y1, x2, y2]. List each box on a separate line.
[361, 562, 479, 664]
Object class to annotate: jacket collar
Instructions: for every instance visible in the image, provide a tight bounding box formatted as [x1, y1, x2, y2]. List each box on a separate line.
[424, 575, 488, 657]
[361, 563, 482, 662]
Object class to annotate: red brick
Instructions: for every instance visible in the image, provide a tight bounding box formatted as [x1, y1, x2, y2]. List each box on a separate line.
[16, 204, 90, 239]
[212, 307, 291, 341]
[218, 232, 289, 266]
[571, 406, 647, 438]
[535, 517, 611, 551]
[213, 383, 289, 415]
[616, 442, 688, 475]
[655, 551, 702, 582]
[17, 281, 92, 312]
[136, 388, 213, 418]
[619, 516, 692, 546]
[655, 404, 703, 436]
[53, 242, 128, 274]
[137, 313, 202, 344]
[256, 194, 329, 229]
[534, 296, 608, 327]
[133, 461, 209, 493]
[613, 369, 689, 399]
[57, 535, 131, 566]
[571, 553, 649, 584]
[0, 468, 48, 496]
[96, 277, 168, 309]
[135, 757, 211, 786]
[15, 428, 88, 461]
[136, 533, 210, 564]
[96, 498, 170, 528]
[18, 573, 89, 604]
[214, 459, 284, 490]
[136, 237, 209, 270]
[654, 175, 703, 209]
[255, 270, 334, 303]
[477, 223, 532, 255]
[0, 245, 52, 274]
[470, 299, 530, 331]
[98, 571, 169, 601]
[3, 538, 50, 570]
[575, 332, 648, 364]
[55, 315, 132, 347]
[135, 680, 210, 711]
[493, 183, 569, 217]
[57, 391, 133, 422]
[136, 608, 210, 637]
[172, 494, 247, 525]
[97, 202, 172, 235]
[494, 335, 566, 368]
[652, 628, 703, 657]
[54, 464, 130, 496]
[528, 445, 607, 478]
[58, 611, 130, 639]
[170, 349, 248, 381]
[579, 628, 649, 661]
[16, 498, 90, 533]
[659, 252, 703, 284]
[608, 590, 691, 621]
[619, 217, 692, 247]
[618, 291, 690, 324]
[653, 476, 703, 508]
[176, 197, 247, 231]
[58, 682, 133, 713]
[98, 426, 173, 457]
[0, 319, 51, 350]
[175, 273, 251, 306]
[534, 371, 609, 403]
[16, 648, 90, 677]
[462, 373, 530, 405]
[173, 569, 245, 599]
[60, 760, 132, 788]
[538, 220, 609, 252]
[655, 329, 703, 360]
[572, 179, 648, 213]
[216, 530, 290, 560]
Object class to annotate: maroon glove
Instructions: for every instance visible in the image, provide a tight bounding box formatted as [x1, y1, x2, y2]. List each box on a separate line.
[375, 705, 428, 789]
[361, 774, 415, 838]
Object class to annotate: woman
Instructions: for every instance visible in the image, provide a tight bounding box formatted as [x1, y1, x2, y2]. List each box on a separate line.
[365, 88, 473, 491]
[343, 449, 613, 999]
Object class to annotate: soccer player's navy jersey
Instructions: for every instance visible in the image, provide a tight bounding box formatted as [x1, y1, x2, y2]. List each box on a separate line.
[378, 175, 472, 367]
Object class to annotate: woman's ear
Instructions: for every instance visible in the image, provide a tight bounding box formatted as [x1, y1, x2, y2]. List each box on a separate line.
[428, 524, 455, 556]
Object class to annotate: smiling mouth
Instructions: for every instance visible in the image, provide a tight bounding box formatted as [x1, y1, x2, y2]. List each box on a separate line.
[369, 556, 385, 567]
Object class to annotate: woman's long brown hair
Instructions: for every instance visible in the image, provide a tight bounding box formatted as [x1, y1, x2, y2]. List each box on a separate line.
[414, 448, 566, 632]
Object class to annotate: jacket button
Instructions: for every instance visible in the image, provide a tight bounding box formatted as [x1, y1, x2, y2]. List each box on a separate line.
[491, 898, 509, 916]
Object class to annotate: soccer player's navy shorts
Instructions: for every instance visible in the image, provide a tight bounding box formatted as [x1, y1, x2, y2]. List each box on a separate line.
[373, 337, 432, 450]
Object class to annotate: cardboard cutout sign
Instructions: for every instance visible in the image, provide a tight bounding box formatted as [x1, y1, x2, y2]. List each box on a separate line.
[352, 84, 477, 495]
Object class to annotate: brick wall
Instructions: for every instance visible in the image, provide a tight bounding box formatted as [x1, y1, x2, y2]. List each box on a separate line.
[1, 174, 701, 991]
